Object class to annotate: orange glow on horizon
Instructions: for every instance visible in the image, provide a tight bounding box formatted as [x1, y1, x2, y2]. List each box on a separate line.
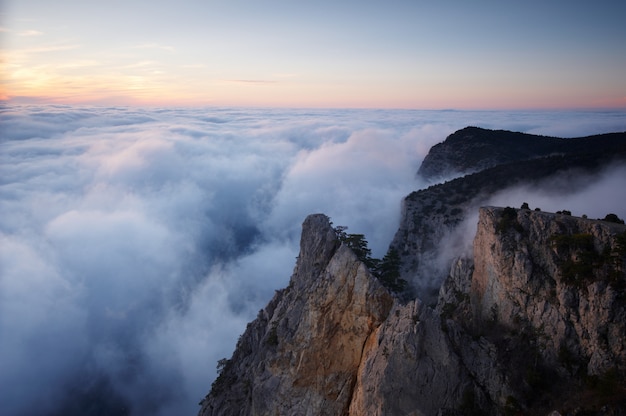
[3, 63, 626, 111]
[3, 42, 625, 110]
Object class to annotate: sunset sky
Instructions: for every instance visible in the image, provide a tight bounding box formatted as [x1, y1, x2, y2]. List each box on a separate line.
[2, 0, 626, 109]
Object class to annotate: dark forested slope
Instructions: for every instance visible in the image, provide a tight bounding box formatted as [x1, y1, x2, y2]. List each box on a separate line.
[417, 126, 626, 181]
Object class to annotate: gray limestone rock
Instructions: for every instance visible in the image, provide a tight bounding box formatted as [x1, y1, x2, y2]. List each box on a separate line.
[200, 208, 626, 415]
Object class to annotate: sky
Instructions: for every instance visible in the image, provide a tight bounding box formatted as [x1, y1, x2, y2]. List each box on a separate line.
[1, 106, 625, 415]
[2, 0, 626, 109]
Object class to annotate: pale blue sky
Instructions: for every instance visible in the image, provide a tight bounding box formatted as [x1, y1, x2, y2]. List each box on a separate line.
[2, 0, 626, 108]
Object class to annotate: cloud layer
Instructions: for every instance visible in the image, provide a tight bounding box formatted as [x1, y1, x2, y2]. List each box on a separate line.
[1, 105, 624, 415]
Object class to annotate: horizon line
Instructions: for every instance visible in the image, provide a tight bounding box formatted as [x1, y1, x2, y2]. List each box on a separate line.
[3, 98, 626, 113]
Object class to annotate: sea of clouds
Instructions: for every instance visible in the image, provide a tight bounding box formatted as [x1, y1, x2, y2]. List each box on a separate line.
[1, 105, 625, 415]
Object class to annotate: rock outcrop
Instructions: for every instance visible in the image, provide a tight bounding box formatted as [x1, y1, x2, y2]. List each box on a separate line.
[199, 214, 394, 415]
[199, 209, 626, 415]
[437, 207, 626, 414]
[199, 127, 626, 415]
[470, 207, 626, 379]
[393, 129, 626, 304]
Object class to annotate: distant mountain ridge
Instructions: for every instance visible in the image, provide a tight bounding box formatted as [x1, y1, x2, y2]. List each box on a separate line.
[198, 127, 626, 415]
[417, 126, 626, 181]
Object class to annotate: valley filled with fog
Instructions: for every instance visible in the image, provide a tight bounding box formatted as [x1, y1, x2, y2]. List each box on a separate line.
[1, 105, 625, 415]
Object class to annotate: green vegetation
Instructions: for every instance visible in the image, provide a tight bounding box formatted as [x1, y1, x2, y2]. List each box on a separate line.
[551, 233, 595, 251]
[586, 368, 621, 398]
[341, 233, 377, 268]
[496, 207, 523, 233]
[440, 302, 456, 321]
[550, 233, 599, 287]
[458, 387, 482, 416]
[616, 232, 626, 256]
[558, 345, 579, 375]
[266, 323, 279, 347]
[210, 358, 234, 395]
[377, 248, 407, 293]
[601, 213, 625, 224]
[334, 225, 407, 293]
[550, 230, 626, 290]
[503, 395, 522, 416]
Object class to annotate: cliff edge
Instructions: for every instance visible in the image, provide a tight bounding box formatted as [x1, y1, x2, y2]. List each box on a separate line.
[438, 207, 626, 414]
[199, 214, 393, 415]
[199, 209, 626, 415]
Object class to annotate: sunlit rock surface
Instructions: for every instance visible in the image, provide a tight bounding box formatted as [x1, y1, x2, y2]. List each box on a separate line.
[199, 214, 393, 415]
[200, 208, 626, 415]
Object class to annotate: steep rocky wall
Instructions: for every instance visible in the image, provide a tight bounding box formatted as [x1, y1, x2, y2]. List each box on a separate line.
[470, 207, 626, 376]
[198, 214, 394, 416]
[349, 300, 476, 416]
[438, 207, 626, 413]
[200, 209, 626, 415]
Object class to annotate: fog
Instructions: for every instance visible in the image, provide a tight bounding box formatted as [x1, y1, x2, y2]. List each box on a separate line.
[1, 105, 624, 415]
[436, 163, 626, 280]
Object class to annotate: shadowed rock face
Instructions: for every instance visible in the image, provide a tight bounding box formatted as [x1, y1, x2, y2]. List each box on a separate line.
[438, 207, 626, 414]
[200, 209, 626, 416]
[470, 207, 626, 376]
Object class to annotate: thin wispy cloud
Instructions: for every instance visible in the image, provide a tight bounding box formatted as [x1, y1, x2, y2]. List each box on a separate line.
[122, 60, 161, 69]
[224, 79, 278, 84]
[18, 29, 43, 36]
[6, 44, 82, 60]
[132, 43, 176, 52]
[50, 60, 101, 69]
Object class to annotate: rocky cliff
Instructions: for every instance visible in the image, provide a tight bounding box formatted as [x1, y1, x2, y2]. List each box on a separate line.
[437, 207, 626, 414]
[199, 214, 394, 415]
[393, 129, 626, 304]
[199, 209, 626, 415]
[198, 127, 626, 415]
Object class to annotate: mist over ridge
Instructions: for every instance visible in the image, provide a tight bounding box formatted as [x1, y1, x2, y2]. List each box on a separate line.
[1, 105, 625, 415]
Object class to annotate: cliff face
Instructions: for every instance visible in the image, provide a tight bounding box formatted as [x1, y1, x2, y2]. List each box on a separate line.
[199, 209, 626, 415]
[199, 214, 394, 415]
[438, 207, 626, 413]
[470, 208, 626, 376]
[393, 129, 626, 304]
[200, 214, 478, 416]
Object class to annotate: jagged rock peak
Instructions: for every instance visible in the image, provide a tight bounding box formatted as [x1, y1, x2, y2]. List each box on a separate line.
[198, 213, 394, 416]
[292, 213, 340, 290]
